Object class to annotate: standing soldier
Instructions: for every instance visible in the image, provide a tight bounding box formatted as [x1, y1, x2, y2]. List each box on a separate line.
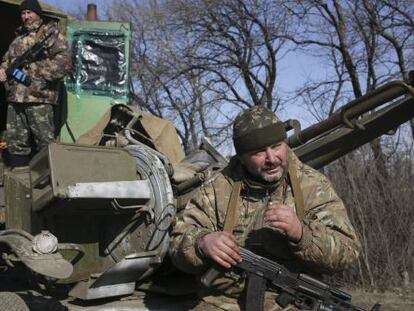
[170, 105, 361, 311]
[0, 0, 70, 168]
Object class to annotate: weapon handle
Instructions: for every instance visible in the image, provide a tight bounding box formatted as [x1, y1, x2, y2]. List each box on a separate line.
[201, 266, 223, 287]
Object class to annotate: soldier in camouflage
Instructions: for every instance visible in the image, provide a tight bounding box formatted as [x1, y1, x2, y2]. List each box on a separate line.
[0, 0, 70, 167]
[170, 105, 361, 311]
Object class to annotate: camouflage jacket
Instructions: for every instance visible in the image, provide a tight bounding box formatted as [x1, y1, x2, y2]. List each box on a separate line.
[170, 149, 361, 305]
[0, 20, 70, 104]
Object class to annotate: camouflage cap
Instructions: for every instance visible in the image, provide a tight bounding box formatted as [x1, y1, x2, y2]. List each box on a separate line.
[233, 105, 286, 155]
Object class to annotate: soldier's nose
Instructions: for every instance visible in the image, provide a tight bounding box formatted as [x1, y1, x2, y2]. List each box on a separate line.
[264, 148, 276, 162]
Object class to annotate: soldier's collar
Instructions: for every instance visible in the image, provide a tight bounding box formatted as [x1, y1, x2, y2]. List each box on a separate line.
[242, 168, 287, 193]
[225, 156, 287, 191]
[23, 19, 43, 33]
[240, 175, 287, 203]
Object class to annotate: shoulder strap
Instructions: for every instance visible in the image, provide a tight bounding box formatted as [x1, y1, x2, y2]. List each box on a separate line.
[223, 180, 242, 233]
[288, 155, 305, 221]
[35, 24, 46, 41]
[200, 180, 242, 287]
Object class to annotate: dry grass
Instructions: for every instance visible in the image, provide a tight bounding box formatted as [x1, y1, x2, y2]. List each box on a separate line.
[325, 146, 414, 290]
[347, 284, 414, 311]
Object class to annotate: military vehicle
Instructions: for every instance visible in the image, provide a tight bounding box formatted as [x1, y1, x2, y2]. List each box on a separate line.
[0, 1, 413, 310]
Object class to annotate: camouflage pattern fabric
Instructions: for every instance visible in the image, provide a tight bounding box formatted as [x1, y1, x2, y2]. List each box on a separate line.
[191, 292, 298, 311]
[170, 149, 361, 311]
[233, 105, 287, 155]
[1, 19, 69, 156]
[233, 105, 282, 139]
[6, 103, 55, 155]
[0, 19, 70, 104]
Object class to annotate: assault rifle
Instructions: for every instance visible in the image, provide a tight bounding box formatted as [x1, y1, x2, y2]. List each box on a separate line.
[4, 29, 54, 86]
[202, 247, 381, 311]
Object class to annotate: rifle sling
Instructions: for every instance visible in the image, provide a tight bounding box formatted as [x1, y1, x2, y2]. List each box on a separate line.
[288, 154, 305, 221]
[203, 158, 305, 310]
[35, 24, 46, 42]
[224, 181, 266, 311]
[223, 180, 242, 232]
[200, 181, 242, 287]
[244, 154, 305, 311]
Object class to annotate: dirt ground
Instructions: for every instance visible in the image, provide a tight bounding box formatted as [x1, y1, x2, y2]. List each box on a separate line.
[346, 284, 414, 311]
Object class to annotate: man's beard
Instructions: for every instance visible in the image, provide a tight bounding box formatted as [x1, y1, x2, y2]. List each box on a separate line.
[257, 161, 287, 183]
[24, 18, 41, 30]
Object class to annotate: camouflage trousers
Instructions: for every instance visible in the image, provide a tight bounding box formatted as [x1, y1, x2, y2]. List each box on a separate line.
[6, 102, 55, 156]
[191, 292, 299, 311]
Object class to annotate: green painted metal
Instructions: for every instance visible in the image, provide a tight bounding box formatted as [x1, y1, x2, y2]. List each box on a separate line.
[60, 21, 131, 143]
[289, 81, 414, 169]
[60, 93, 124, 143]
[28, 143, 140, 282]
[4, 168, 32, 231]
[48, 143, 139, 195]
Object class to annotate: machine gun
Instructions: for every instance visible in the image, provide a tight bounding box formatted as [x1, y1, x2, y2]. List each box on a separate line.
[4, 29, 54, 86]
[202, 247, 380, 311]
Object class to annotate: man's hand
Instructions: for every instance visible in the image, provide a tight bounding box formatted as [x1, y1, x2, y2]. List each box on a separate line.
[198, 232, 241, 268]
[0, 69, 6, 82]
[263, 202, 303, 243]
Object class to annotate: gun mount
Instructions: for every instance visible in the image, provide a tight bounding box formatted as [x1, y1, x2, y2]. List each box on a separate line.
[0, 1, 413, 311]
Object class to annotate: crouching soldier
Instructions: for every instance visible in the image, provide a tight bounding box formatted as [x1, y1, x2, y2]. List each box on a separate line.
[170, 105, 361, 311]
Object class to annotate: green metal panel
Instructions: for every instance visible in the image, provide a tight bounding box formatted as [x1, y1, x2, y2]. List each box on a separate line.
[29, 143, 139, 211]
[61, 20, 131, 143]
[27, 143, 141, 281]
[60, 93, 116, 143]
[48, 143, 138, 196]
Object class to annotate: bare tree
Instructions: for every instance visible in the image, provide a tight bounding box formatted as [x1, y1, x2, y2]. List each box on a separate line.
[281, 0, 414, 288]
[103, 0, 216, 152]
[105, 0, 289, 152]
[327, 144, 414, 289]
[169, 0, 287, 107]
[283, 0, 402, 177]
[360, 0, 414, 137]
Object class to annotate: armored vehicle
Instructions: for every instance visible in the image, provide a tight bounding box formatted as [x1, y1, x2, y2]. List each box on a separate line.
[0, 1, 414, 310]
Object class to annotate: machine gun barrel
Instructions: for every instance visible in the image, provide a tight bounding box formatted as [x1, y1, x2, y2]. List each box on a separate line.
[287, 81, 414, 169]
